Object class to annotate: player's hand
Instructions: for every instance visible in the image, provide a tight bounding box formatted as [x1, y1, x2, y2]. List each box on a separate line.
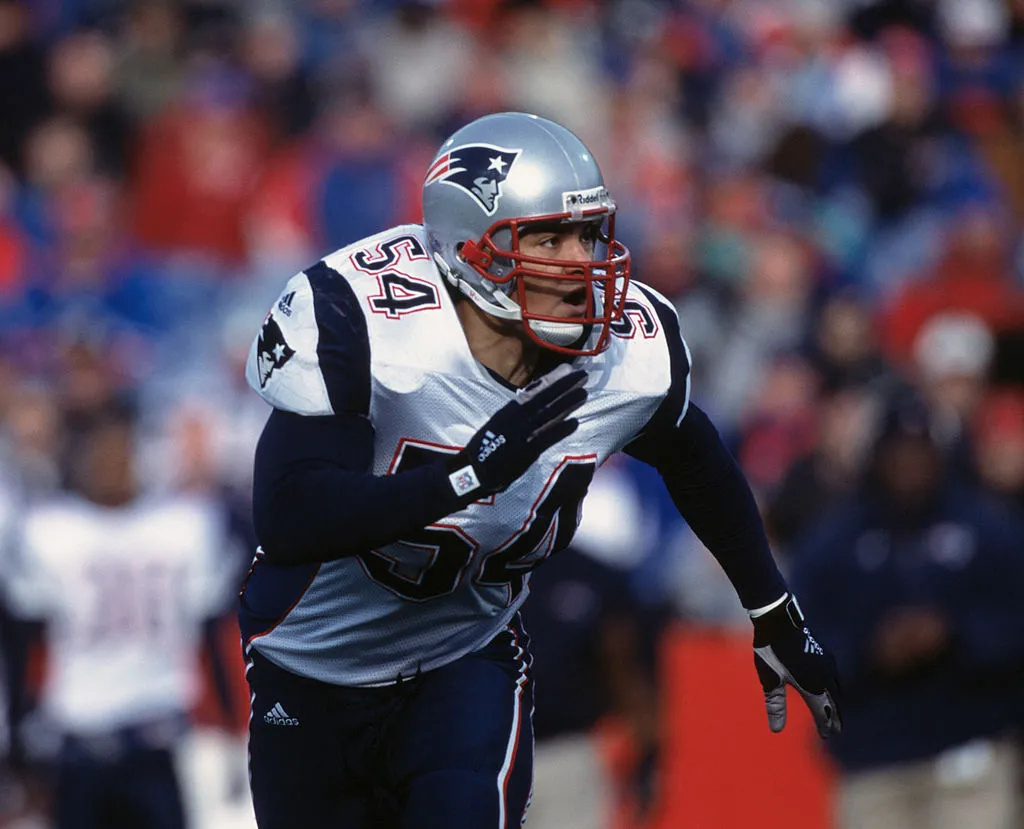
[751, 593, 842, 739]
[445, 363, 587, 503]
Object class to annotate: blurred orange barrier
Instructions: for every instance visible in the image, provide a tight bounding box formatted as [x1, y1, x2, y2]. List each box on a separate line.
[601, 624, 837, 829]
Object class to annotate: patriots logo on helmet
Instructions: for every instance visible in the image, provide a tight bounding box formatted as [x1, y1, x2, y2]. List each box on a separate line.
[424, 143, 521, 216]
[256, 315, 295, 388]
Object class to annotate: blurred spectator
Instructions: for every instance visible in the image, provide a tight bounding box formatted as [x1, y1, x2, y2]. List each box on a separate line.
[238, 11, 315, 145]
[767, 380, 880, 551]
[0, 354, 23, 439]
[2, 402, 239, 829]
[879, 203, 1024, 368]
[937, 0, 1015, 124]
[0, 163, 29, 305]
[707, 61, 785, 169]
[937, 0, 1024, 221]
[114, 0, 185, 124]
[244, 137, 321, 276]
[703, 228, 818, 432]
[971, 388, 1024, 510]
[46, 30, 133, 180]
[431, 39, 512, 137]
[693, 171, 767, 292]
[0, 380, 62, 502]
[131, 64, 270, 265]
[811, 291, 890, 389]
[290, 0, 368, 83]
[18, 178, 174, 358]
[54, 336, 126, 438]
[0, 0, 52, 178]
[601, 56, 694, 270]
[15, 115, 95, 249]
[911, 312, 995, 469]
[313, 95, 405, 249]
[791, 393, 1024, 829]
[736, 353, 819, 496]
[847, 27, 945, 223]
[361, 0, 474, 134]
[494, 0, 609, 141]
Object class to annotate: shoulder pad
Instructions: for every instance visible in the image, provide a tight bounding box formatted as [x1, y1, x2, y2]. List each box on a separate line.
[246, 261, 371, 416]
[630, 281, 692, 427]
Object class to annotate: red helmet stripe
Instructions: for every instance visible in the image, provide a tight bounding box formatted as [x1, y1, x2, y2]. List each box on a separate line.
[424, 153, 453, 185]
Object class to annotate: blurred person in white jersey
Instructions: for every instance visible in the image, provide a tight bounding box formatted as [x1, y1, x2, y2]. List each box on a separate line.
[241, 111, 842, 829]
[4, 401, 237, 829]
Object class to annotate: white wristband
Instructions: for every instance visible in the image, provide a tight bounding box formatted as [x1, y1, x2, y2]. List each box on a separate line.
[748, 592, 789, 619]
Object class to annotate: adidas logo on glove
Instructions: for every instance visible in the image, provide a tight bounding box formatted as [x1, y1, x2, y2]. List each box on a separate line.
[476, 430, 506, 463]
[803, 628, 824, 656]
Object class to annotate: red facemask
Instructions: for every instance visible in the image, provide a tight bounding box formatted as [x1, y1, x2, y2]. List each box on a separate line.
[459, 211, 632, 356]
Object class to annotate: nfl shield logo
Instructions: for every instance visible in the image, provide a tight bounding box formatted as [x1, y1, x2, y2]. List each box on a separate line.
[448, 464, 481, 496]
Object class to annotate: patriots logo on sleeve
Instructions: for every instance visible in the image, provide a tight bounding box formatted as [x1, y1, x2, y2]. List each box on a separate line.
[424, 144, 521, 216]
[256, 315, 295, 388]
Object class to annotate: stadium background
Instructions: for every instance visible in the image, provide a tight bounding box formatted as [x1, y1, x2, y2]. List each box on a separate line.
[0, 0, 1022, 826]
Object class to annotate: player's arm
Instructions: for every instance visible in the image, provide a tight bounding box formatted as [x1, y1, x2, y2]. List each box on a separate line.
[249, 264, 586, 566]
[254, 409, 462, 563]
[0, 609, 44, 770]
[622, 286, 784, 610]
[3, 515, 54, 769]
[255, 366, 585, 565]
[200, 615, 242, 727]
[627, 402, 787, 609]
[624, 285, 841, 737]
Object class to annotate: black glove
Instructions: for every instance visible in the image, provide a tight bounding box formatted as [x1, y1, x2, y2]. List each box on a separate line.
[445, 363, 587, 504]
[751, 593, 842, 739]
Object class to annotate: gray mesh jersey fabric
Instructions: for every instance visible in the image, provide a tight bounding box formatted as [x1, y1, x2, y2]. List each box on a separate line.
[245, 224, 682, 686]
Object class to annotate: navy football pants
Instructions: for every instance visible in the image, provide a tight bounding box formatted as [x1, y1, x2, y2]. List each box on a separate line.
[246, 621, 534, 828]
[55, 744, 185, 829]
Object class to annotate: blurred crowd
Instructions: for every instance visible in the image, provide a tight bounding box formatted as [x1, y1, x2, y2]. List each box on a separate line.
[0, 0, 1022, 827]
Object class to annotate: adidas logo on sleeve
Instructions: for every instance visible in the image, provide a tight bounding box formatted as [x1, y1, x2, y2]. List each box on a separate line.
[263, 702, 300, 726]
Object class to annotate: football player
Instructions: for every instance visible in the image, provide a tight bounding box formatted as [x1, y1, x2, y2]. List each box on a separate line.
[241, 111, 842, 829]
[5, 402, 238, 829]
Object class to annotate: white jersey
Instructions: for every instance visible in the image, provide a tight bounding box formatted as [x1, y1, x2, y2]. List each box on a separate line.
[6, 495, 233, 736]
[243, 224, 690, 686]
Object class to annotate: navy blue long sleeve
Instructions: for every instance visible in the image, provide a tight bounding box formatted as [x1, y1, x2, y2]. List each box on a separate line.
[626, 403, 787, 610]
[253, 408, 462, 565]
[254, 390, 788, 606]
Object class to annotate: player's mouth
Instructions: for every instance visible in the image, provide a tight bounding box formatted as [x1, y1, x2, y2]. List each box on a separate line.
[559, 287, 589, 314]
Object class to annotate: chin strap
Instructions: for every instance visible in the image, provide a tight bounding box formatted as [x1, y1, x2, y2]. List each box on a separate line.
[528, 318, 585, 346]
[435, 253, 519, 322]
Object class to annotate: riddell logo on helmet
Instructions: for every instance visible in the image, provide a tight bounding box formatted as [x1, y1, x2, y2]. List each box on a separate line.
[562, 187, 610, 215]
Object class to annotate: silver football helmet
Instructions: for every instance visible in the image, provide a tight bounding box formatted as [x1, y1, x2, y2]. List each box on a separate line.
[422, 112, 631, 356]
